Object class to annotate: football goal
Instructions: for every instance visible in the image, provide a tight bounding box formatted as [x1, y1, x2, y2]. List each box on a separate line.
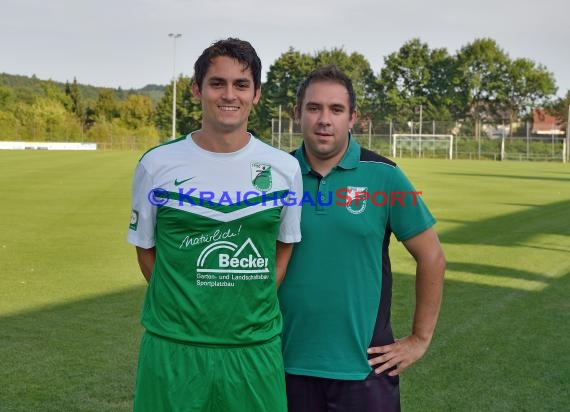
[392, 134, 454, 159]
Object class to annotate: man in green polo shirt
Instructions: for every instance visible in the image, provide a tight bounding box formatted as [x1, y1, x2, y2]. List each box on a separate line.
[278, 66, 446, 411]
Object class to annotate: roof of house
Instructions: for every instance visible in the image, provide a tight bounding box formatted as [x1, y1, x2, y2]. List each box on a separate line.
[532, 108, 564, 135]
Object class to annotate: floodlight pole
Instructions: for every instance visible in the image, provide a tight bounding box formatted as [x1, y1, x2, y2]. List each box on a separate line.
[418, 104, 423, 157]
[169, 33, 182, 140]
[278, 105, 282, 150]
[566, 105, 570, 163]
[418, 104, 423, 137]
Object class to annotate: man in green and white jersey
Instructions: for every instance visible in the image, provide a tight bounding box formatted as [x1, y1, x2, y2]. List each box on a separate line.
[279, 66, 445, 411]
[127, 38, 301, 411]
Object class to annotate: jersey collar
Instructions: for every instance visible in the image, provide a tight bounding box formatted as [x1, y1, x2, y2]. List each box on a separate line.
[294, 134, 360, 174]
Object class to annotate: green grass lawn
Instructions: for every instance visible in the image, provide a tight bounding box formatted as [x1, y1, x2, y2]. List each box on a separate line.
[1, 151, 569, 411]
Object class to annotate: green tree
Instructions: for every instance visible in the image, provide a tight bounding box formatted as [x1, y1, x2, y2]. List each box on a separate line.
[0, 86, 16, 110]
[14, 97, 81, 141]
[95, 88, 119, 121]
[13, 103, 40, 140]
[424, 48, 461, 121]
[176, 76, 202, 135]
[65, 78, 85, 125]
[154, 75, 201, 139]
[260, 47, 376, 136]
[42, 80, 71, 108]
[120, 94, 154, 129]
[377, 38, 458, 126]
[262, 48, 314, 124]
[455, 38, 510, 137]
[0, 109, 20, 139]
[503, 58, 557, 131]
[314, 48, 377, 124]
[377, 39, 433, 123]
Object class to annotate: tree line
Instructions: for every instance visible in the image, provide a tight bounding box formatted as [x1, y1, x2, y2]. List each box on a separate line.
[0, 73, 163, 147]
[1, 37, 568, 147]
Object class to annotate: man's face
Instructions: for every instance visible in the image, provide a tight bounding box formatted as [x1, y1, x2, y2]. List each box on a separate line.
[297, 80, 356, 162]
[192, 56, 260, 134]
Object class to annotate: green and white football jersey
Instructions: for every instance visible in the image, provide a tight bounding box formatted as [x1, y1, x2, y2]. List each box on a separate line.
[128, 134, 302, 345]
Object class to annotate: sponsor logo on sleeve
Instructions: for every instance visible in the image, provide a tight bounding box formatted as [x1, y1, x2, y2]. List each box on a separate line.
[129, 210, 139, 230]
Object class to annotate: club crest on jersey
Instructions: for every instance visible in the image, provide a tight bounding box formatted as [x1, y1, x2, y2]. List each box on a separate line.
[346, 186, 368, 215]
[250, 162, 272, 191]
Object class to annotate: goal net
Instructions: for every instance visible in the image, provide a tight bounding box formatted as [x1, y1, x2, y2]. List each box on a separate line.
[392, 134, 454, 159]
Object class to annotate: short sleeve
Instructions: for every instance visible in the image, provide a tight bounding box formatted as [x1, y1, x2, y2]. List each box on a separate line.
[389, 167, 436, 241]
[277, 165, 303, 243]
[127, 161, 157, 248]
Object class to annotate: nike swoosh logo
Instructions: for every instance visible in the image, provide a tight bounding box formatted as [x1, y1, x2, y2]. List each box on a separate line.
[174, 177, 195, 186]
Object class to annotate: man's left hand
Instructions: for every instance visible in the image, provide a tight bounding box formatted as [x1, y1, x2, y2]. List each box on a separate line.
[367, 334, 430, 376]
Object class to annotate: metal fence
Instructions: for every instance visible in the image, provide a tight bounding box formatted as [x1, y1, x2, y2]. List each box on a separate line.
[95, 137, 159, 151]
[270, 118, 569, 162]
[6, 119, 566, 161]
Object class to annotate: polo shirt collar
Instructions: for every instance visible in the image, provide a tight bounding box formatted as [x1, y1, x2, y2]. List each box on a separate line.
[337, 135, 360, 170]
[294, 134, 361, 174]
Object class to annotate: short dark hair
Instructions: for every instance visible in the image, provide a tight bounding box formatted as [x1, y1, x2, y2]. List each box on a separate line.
[193, 38, 262, 91]
[296, 65, 356, 115]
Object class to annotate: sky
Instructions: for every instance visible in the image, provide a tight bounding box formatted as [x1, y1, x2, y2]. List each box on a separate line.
[1, 0, 569, 97]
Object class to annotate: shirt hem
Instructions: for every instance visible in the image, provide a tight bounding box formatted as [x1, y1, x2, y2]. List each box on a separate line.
[127, 235, 155, 249]
[284, 367, 369, 381]
[144, 329, 281, 348]
[396, 218, 436, 242]
[278, 234, 302, 243]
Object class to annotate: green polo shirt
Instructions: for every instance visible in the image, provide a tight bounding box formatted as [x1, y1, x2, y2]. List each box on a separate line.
[278, 137, 436, 380]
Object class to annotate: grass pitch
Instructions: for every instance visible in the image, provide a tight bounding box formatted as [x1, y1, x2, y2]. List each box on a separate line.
[0, 151, 569, 411]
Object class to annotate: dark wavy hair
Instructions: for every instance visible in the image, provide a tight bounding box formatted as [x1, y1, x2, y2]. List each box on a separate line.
[194, 38, 262, 91]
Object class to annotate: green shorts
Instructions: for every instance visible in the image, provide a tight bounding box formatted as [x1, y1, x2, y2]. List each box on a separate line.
[133, 331, 286, 412]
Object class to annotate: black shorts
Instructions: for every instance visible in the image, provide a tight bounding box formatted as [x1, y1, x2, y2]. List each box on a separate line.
[285, 372, 400, 412]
